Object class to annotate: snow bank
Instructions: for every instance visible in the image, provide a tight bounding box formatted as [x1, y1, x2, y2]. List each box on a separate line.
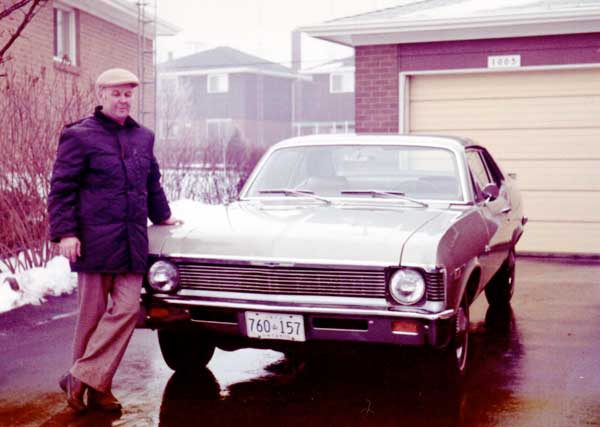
[0, 199, 208, 314]
[0, 256, 76, 314]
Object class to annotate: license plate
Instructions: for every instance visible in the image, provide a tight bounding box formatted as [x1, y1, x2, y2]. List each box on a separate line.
[245, 312, 306, 342]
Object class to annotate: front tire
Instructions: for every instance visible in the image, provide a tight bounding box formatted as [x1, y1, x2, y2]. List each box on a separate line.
[158, 329, 216, 372]
[440, 296, 470, 382]
[485, 249, 516, 306]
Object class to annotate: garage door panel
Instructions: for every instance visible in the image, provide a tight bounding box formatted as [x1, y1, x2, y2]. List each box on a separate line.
[410, 96, 600, 131]
[522, 191, 600, 222]
[418, 128, 600, 160]
[500, 160, 600, 191]
[409, 67, 600, 254]
[517, 222, 600, 254]
[411, 68, 600, 100]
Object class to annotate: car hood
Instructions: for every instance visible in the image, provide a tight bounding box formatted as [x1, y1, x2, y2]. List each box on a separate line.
[149, 200, 445, 266]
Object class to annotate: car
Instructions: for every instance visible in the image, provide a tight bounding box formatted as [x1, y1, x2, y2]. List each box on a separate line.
[139, 134, 526, 379]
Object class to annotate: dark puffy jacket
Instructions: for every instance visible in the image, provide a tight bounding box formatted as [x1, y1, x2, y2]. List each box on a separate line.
[48, 107, 171, 273]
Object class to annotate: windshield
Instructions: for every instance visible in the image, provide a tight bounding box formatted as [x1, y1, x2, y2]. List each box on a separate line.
[244, 144, 463, 201]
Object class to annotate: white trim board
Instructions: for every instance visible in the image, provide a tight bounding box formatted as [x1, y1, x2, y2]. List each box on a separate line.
[300, 7, 600, 47]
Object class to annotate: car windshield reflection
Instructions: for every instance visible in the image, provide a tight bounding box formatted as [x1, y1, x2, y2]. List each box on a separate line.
[244, 144, 463, 201]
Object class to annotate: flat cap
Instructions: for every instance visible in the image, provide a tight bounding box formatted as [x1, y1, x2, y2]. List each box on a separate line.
[95, 68, 140, 88]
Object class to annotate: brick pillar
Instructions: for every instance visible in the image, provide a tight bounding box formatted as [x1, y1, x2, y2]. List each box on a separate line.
[355, 44, 399, 133]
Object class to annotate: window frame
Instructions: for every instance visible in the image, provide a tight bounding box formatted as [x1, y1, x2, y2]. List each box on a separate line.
[53, 3, 77, 65]
[466, 148, 504, 202]
[292, 121, 355, 136]
[329, 71, 354, 94]
[207, 73, 229, 93]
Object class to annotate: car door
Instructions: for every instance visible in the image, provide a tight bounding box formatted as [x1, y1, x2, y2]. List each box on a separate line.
[466, 148, 513, 289]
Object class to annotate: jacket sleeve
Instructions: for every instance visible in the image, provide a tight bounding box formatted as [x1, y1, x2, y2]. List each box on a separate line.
[48, 128, 85, 242]
[147, 141, 171, 225]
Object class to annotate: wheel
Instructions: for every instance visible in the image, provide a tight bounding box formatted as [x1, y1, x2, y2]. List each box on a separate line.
[485, 248, 516, 307]
[440, 296, 470, 382]
[157, 329, 216, 372]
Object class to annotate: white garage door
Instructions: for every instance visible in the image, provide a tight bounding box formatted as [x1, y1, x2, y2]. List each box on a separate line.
[407, 67, 600, 254]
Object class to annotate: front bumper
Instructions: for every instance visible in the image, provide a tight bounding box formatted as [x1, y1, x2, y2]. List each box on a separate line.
[138, 292, 457, 349]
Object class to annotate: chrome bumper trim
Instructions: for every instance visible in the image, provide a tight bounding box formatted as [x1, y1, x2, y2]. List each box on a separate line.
[176, 289, 387, 307]
[159, 298, 456, 321]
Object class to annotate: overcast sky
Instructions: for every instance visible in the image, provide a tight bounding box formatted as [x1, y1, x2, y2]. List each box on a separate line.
[155, 0, 404, 68]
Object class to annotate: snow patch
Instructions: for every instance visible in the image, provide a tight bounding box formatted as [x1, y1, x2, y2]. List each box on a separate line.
[0, 256, 76, 314]
[0, 198, 199, 314]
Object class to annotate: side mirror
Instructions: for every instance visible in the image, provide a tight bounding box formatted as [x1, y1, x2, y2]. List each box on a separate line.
[482, 183, 500, 201]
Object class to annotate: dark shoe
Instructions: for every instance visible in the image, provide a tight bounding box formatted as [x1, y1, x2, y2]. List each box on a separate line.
[58, 372, 68, 392]
[65, 373, 87, 413]
[88, 389, 122, 412]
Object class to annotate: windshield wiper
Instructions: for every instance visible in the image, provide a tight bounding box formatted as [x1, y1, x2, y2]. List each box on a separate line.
[258, 189, 332, 204]
[340, 190, 428, 207]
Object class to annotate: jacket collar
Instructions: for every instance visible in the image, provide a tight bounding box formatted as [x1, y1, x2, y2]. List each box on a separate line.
[94, 105, 140, 129]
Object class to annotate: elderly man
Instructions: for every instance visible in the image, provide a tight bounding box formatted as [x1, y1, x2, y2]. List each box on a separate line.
[48, 68, 179, 412]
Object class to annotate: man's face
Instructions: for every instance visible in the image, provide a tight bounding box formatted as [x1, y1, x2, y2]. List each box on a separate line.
[98, 84, 135, 123]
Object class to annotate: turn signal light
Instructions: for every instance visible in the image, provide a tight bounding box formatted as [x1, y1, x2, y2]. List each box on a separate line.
[391, 320, 419, 335]
[148, 307, 170, 319]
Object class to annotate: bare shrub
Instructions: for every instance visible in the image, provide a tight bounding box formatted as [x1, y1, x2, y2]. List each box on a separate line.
[155, 130, 265, 204]
[155, 76, 266, 204]
[0, 66, 94, 273]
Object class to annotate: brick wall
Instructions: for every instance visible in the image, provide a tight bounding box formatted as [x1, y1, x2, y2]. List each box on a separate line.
[355, 44, 399, 133]
[0, 0, 155, 128]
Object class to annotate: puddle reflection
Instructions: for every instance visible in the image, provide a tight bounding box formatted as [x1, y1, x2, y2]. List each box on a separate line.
[159, 304, 523, 427]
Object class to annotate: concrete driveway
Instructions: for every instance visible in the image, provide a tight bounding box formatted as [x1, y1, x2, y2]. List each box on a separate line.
[0, 257, 598, 426]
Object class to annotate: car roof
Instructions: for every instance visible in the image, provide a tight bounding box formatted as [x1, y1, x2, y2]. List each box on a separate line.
[270, 134, 473, 151]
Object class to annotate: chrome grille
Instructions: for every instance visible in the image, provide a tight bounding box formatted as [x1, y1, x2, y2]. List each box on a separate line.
[176, 262, 387, 298]
[424, 271, 445, 301]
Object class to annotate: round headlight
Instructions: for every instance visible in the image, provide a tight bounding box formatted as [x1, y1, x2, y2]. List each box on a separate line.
[389, 269, 425, 305]
[147, 260, 179, 293]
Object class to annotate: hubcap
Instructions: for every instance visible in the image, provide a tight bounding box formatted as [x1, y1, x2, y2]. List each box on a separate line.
[507, 252, 516, 296]
[455, 306, 469, 371]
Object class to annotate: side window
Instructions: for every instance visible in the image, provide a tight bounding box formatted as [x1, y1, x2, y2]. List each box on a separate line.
[479, 149, 505, 184]
[466, 151, 492, 192]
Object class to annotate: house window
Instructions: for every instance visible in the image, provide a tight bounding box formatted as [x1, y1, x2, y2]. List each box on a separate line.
[330, 72, 354, 93]
[207, 74, 228, 93]
[53, 4, 77, 65]
[206, 119, 234, 141]
[293, 121, 355, 136]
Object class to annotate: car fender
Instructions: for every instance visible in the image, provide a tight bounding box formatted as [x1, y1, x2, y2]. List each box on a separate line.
[434, 208, 488, 309]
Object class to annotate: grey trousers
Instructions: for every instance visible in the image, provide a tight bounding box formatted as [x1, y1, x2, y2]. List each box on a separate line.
[69, 272, 142, 393]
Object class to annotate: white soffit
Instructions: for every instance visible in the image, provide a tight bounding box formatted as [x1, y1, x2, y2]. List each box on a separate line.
[299, 7, 600, 46]
[58, 0, 180, 37]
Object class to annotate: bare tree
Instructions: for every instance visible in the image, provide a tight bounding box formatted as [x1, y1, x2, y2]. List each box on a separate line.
[154, 74, 266, 204]
[0, 66, 94, 273]
[0, 0, 48, 67]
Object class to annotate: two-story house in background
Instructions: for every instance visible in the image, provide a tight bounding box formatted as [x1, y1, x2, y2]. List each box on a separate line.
[157, 45, 356, 149]
[158, 46, 303, 148]
[293, 55, 355, 136]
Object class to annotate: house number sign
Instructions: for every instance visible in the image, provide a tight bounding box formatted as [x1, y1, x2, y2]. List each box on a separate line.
[487, 55, 521, 68]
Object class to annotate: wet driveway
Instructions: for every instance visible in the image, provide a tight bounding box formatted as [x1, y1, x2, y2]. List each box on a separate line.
[0, 257, 599, 426]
